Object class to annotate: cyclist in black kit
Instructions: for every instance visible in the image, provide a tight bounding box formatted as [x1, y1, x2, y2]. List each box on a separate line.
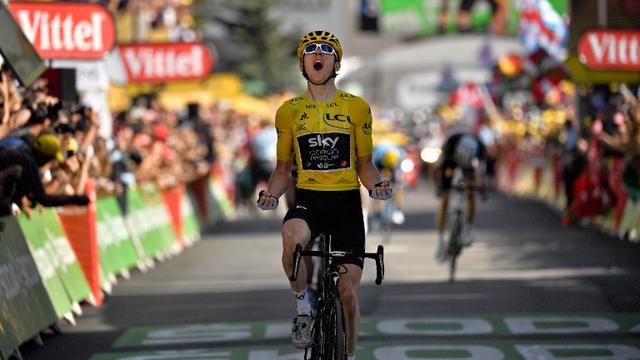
[434, 130, 487, 264]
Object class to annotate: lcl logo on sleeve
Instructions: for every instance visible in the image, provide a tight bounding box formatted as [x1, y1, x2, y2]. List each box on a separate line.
[324, 113, 353, 129]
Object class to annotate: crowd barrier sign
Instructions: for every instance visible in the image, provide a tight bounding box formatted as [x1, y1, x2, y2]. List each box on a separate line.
[18, 212, 74, 320]
[498, 154, 640, 242]
[162, 184, 201, 247]
[0, 216, 58, 359]
[96, 196, 141, 279]
[0, 180, 213, 358]
[186, 176, 210, 228]
[162, 186, 185, 246]
[208, 177, 235, 222]
[128, 186, 180, 260]
[181, 188, 201, 246]
[57, 180, 103, 305]
[39, 208, 91, 309]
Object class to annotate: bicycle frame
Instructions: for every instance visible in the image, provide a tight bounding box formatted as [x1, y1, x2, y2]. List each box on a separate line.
[290, 234, 384, 359]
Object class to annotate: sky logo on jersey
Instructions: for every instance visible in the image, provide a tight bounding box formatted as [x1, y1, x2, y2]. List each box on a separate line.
[298, 132, 350, 171]
[307, 134, 339, 148]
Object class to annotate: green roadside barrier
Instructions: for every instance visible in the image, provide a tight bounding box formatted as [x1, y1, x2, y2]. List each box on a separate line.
[181, 195, 200, 245]
[0, 215, 58, 359]
[18, 212, 73, 319]
[128, 186, 178, 259]
[95, 204, 120, 283]
[209, 177, 235, 222]
[96, 196, 140, 276]
[128, 188, 162, 258]
[39, 208, 91, 305]
[141, 186, 179, 255]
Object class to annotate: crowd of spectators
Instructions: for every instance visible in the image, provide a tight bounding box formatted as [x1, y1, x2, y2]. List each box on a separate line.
[486, 83, 640, 232]
[0, 64, 279, 224]
[423, 61, 640, 236]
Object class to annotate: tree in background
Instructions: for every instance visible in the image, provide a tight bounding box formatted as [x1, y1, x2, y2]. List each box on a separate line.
[194, 0, 300, 96]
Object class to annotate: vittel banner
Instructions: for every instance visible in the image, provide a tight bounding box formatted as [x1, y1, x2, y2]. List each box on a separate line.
[578, 30, 640, 71]
[117, 43, 213, 84]
[8, 2, 115, 60]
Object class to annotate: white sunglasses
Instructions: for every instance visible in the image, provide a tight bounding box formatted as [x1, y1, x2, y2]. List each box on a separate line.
[303, 43, 336, 56]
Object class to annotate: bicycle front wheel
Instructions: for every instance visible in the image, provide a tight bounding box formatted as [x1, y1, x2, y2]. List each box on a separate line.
[326, 298, 346, 360]
[449, 245, 458, 283]
[448, 216, 463, 283]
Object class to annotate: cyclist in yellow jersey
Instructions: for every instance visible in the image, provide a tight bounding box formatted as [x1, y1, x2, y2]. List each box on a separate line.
[257, 30, 392, 360]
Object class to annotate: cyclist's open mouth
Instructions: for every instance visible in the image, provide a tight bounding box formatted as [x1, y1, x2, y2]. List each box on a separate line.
[313, 61, 323, 71]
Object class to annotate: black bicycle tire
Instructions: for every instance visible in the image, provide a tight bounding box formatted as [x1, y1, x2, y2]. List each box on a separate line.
[333, 298, 346, 360]
[309, 297, 323, 359]
[321, 299, 334, 359]
[449, 245, 458, 283]
[448, 214, 462, 283]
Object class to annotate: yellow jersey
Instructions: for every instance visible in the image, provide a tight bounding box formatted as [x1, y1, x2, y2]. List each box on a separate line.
[275, 89, 373, 191]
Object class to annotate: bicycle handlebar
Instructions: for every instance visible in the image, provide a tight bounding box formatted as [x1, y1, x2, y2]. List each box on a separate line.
[289, 244, 385, 285]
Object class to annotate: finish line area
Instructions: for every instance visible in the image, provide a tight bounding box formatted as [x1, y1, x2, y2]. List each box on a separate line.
[91, 314, 640, 360]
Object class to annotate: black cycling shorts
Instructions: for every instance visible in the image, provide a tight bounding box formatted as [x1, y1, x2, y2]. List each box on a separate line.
[283, 188, 365, 268]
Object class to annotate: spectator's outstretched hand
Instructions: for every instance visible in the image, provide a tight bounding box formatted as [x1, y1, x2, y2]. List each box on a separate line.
[72, 195, 90, 206]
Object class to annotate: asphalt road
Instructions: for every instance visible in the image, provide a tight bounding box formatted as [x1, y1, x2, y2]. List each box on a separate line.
[20, 182, 640, 360]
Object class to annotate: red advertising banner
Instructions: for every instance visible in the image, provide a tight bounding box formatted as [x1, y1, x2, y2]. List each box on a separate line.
[56, 179, 103, 306]
[162, 185, 185, 246]
[8, 2, 115, 60]
[578, 29, 640, 71]
[118, 42, 213, 84]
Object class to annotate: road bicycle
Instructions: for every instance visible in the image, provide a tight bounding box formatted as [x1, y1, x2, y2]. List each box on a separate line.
[446, 168, 481, 283]
[290, 233, 384, 360]
[379, 199, 396, 244]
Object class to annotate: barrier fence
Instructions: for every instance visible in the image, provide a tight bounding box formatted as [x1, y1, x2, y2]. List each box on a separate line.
[498, 153, 640, 242]
[0, 173, 236, 359]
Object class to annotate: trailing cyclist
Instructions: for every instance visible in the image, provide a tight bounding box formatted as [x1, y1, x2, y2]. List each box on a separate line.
[434, 128, 487, 264]
[372, 140, 406, 225]
[257, 30, 392, 360]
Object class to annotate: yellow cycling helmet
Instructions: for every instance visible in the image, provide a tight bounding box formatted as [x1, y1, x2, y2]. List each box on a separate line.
[65, 137, 79, 157]
[297, 30, 343, 63]
[34, 134, 63, 162]
[381, 149, 401, 169]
